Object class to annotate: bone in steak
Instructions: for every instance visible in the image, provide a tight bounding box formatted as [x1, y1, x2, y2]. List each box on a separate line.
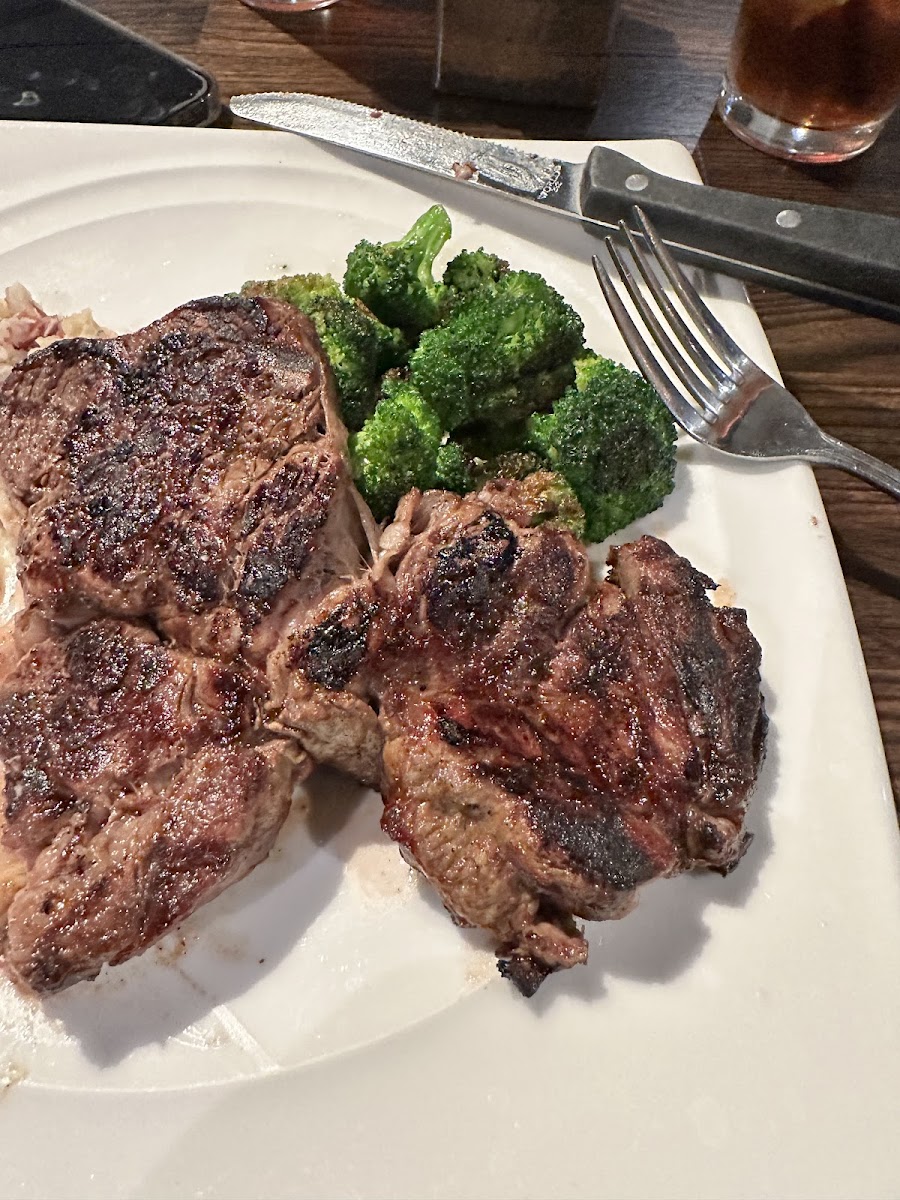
[272, 482, 767, 994]
[0, 615, 304, 992]
[0, 296, 373, 662]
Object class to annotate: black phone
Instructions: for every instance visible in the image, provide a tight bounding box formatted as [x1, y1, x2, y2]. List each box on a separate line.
[0, 0, 220, 125]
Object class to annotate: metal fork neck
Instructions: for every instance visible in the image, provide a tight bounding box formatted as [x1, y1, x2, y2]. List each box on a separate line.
[810, 433, 900, 500]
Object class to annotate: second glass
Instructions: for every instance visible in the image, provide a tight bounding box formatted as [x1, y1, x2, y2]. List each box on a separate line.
[240, 0, 339, 12]
[718, 0, 900, 162]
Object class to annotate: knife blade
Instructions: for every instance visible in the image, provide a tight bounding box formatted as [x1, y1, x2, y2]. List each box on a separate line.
[230, 92, 900, 324]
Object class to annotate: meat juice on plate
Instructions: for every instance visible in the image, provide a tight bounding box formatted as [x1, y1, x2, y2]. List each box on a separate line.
[730, 0, 900, 128]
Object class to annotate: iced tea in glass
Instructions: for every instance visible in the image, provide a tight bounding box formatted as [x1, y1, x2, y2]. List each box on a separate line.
[718, 0, 900, 161]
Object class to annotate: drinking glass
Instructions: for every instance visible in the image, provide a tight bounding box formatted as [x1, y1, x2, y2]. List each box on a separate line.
[718, 0, 900, 162]
[240, 0, 339, 12]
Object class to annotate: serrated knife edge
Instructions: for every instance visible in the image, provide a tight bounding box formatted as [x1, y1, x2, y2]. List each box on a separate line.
[229, 92, 585, 214]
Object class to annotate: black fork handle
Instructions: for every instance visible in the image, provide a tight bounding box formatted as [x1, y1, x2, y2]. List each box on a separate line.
[579, 146, 900, 324]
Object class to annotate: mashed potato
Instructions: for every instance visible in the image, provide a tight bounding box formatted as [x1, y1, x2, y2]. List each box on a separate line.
[0, 283, 112, 382]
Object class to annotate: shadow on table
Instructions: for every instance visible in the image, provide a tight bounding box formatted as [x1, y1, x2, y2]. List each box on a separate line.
[588, 14, 723, 148]
[834, 530, 900, 601]
[234, 0, 593, 138]
[235, 0, 729, 146]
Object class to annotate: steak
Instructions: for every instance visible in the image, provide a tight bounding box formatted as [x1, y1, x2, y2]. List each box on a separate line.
[0, 615, 304, 992]
[0, 295, 368, 992]
[0, 295, 374, 662]
[272, 482, 767, 994]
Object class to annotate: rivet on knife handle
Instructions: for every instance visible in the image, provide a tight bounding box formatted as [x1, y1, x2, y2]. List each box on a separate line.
[581, 146, 900, 322]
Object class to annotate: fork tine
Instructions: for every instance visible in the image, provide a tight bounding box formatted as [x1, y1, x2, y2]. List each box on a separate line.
[591, 254, 711, 443]
[631, 206, 752, 369]
[616, 221, 732, 392]
[605, 238, 722, 418]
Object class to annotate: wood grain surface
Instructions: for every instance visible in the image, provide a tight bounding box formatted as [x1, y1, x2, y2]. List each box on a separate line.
[82, 0, 900, 803]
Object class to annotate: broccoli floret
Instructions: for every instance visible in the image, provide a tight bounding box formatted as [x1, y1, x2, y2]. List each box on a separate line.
[344, 205, 452, 339]
[528, 353, 677, 543]
[460, 418, 532, 461]
[246, 271, 338, 304]
[455, 434, 582, 540]
[441, 249, 509, 313]
[410, 269, 584, 429]
[433, 439, 474, 493]
[464, 361, 576, 427]
[349, 377, 443, 520]
[451, 417, 542, 486]
[242, 273, 405, 431]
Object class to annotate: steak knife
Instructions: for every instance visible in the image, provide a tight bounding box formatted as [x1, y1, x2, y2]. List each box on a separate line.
[230, 91, 900, 324]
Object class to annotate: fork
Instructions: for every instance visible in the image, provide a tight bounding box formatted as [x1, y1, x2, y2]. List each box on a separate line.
[592, 207, 900, 500]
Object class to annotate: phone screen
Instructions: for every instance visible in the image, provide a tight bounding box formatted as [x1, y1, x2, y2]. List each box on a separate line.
[0, 0, 218, 124]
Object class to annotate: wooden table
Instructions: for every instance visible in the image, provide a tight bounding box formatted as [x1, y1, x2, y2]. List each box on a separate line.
[88, 0, 900, 804]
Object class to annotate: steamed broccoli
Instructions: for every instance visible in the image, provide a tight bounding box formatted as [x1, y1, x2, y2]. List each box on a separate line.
[462, 361, 577, 427]
[409, 269, 584, 430]
[453, 418, 544, 486]
[442, 248, 509, 311]
[528, 353, 677, 543]
[433, 439, 474, 493]
[349, 376, 443, 520]
[459, 416, 532, 461]
[344, 205, 452, 339]
[242, 273, 405, 431]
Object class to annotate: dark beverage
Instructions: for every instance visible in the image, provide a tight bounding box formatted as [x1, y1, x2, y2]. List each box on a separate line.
[719, 0, 900, 160]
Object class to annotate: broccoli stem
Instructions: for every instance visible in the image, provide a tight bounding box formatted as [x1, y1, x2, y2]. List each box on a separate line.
[344, 206, 452, 338]
[402, 206, 453, 290]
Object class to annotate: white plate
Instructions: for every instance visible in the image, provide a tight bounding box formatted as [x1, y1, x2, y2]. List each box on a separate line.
[0, 122, 897, 1200]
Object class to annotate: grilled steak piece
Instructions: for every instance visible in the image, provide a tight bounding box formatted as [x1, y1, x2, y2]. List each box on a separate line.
[267, 571, 383, 785]
[0, 296, 374, 661]
[273, 483, 766, 994]
[0, 294, 379, 992]
[0, 615, 304, 992]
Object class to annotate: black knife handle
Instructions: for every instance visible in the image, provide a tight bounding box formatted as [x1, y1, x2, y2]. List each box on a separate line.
[580, 146, 900, 323]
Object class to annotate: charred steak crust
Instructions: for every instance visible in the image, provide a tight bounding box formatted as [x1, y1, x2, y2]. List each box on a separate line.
[424, 511, 519, 640]
[293, 594, 375, 692]
[0, 618, 303, 992]
[0, 295, 365, 661]
[266, 581, 384, 787]
[280, 485, 767, 994]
